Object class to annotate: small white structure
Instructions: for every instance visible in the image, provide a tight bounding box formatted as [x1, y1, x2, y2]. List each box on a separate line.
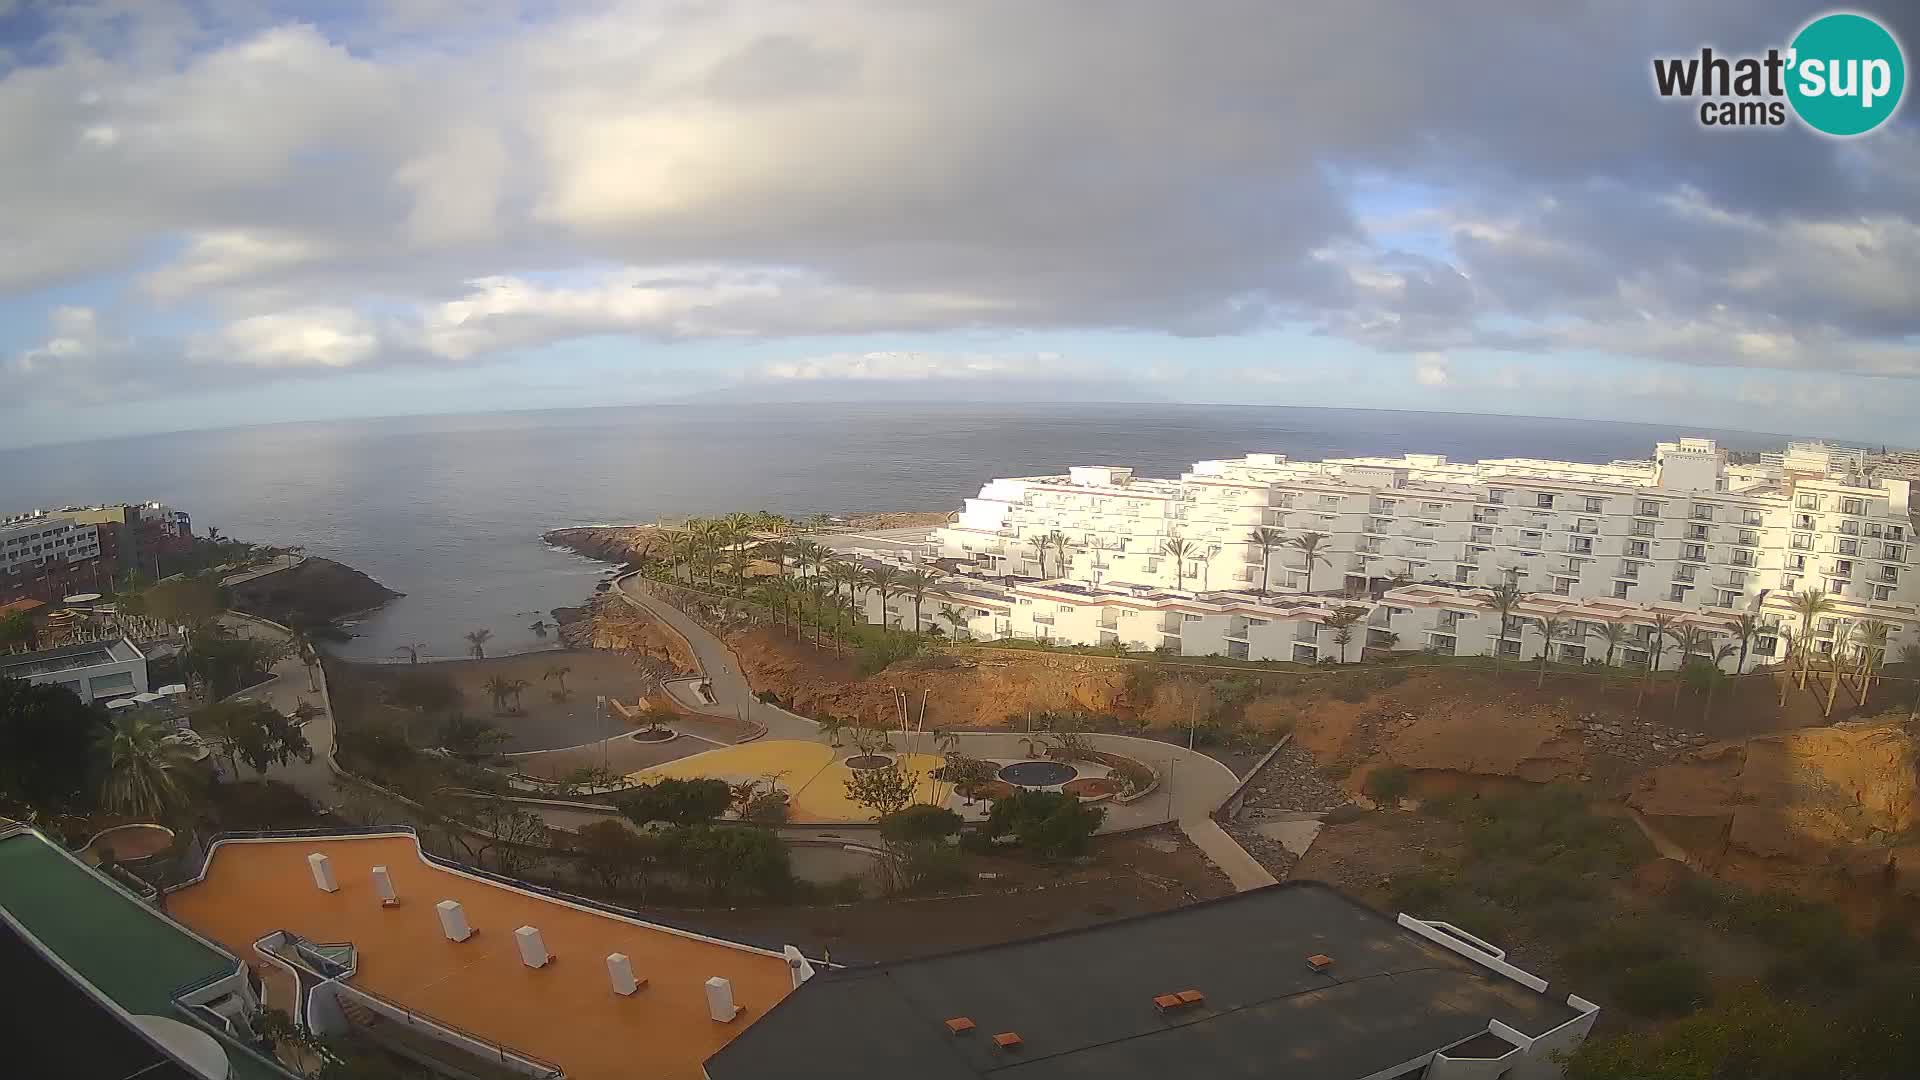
[307, 853, 338, 894]
[705, 976, 742, 1022]
[436, 899, 472, 942]
[371, 865, 397, 906]
[607, 953, 643, 995]
[515, 925, 551, 968]
[783, 945, 816, 988]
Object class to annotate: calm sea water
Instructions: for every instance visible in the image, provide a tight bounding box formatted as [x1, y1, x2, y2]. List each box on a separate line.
[0, 403, 1790, 660]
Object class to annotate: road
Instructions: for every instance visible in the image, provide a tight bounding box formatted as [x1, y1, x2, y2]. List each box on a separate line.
[804, 526, 935, 556]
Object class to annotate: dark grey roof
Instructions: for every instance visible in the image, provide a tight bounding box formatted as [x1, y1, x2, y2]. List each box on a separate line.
[704, 882, 1579, 1080]
[0, 915, 200, 1080]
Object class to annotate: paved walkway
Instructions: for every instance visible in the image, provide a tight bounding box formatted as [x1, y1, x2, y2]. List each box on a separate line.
[212, 613, 337, 802]
[613, 574, 817, 740]
[1178, 817, 1279, 892]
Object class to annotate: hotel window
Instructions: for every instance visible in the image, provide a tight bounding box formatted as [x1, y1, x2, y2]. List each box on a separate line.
[1840, 539, 1859, 556]
[1455, 566, 1471, 583]
[1536, 493, 1555, 509]
[1736, 529, 1757, 546]
[1818, 617, 1837, 633]
[1881, 566, 1899, 583]
[1320, 495, 1342, 508]
[1788, 554, 1806, 571]
[1798, 494, 1821, 510]
[1575, 517, 1597, 533]
[1718, 590, 1740, 607]
[1783, 575, 1800, 590]
[1691, 503, 1715, 520]
[1842, 497, 1866, 515]
[1630, 520, 1656, 537]
[1875, 585, 1895, 601]
[1628, 540, 1650, 558]
[1584, 496, 1605, 512]
[1687, 523, 1709, 541]
[1613, 580, 1631, 598]
[1891, 525, 1907, 541]
[1887, 544, 1907, 562]
[1830, 578, 1849, 594]
[1553, 577, 1573, 595]
[1835, 559, 1853, 576]
[1681, 543, 1706, 562]
[1791, 533, 1813, 550]
[1423, 502, 1445, 513]
[1636, 499, 1661, 516]
[1487, 489, 1507, 505]
[1795, 514, 1816, 530]
[1727, 570, 1746, 588]
[1669, 585, 1688, 602]
[1841, 520, 1861, 536]
[1742, 509, 1764, 526]
[1674, 564, 1696, 582]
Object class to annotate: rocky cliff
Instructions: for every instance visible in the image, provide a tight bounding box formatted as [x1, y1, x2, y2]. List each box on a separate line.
[226, 557, 402, 628]
[544, 526, 664, 565]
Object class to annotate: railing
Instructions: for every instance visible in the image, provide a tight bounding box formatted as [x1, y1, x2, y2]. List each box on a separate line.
[330, 979, 564, 1078]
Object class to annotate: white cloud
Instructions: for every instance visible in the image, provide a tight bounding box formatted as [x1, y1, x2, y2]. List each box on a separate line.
[755, 351, 1084, 382]
[1412, 353, 1450, 386]
[190, 308, 381, 368]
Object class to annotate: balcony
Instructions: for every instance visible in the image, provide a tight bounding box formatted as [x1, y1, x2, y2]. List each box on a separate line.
[1294, 626, 1318, 643]
[1032, 615, 1055, 626]
[1099, 613, 1121, 629]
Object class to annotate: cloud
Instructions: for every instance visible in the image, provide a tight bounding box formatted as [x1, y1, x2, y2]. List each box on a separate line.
[753, 351, 1088, 382]
[0, 0, 1917, 414]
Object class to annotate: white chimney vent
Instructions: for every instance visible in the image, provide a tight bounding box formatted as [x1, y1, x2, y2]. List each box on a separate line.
[705, 976, 743, 1022]
[515, 925, 551, 968]
[783, 945, 816, 988]
[371, 865, 397, 906]
[607, 953, 642, 995]
[436, 900, 472, 942]
[307, 853, 338, 893]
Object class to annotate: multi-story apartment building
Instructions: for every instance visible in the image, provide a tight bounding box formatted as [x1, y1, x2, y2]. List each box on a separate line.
[919, 438, 1918, 669]
[0, 513, 106, 602]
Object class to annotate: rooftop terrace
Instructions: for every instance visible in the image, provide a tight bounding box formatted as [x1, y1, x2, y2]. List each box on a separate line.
[168, 833, 797, 1080]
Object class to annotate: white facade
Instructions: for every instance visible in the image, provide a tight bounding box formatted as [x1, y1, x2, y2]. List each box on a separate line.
[914, 437, 1920, 668]
[0, 638, 149, 703]
[0, 514, 101, 575]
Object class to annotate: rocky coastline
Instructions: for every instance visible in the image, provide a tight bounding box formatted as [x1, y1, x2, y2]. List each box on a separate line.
[226, 556, 402, 629]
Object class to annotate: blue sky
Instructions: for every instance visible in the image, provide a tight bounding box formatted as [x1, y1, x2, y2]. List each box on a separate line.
[3, 1, 1917, 448]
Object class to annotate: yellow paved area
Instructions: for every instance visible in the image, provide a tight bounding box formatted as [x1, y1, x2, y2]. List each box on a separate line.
[629, 741, 948, 821]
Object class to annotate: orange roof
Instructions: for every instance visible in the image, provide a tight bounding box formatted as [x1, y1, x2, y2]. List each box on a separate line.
[168, 834, 794, 1080]
[0, 598, 45, 615]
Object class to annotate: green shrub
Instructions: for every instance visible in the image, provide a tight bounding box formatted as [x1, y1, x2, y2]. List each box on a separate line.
[1484, 864, 1591, 908]
[1388, 871, 1457, 912]
[1363, 766, 1412, 807]
[1330, 677, 1371, 703]
[616, 778, 733, 826]
[1611, 957, 1711, 1018]
[854, 631, 924, 675]
[985, 790, 1105, 858]
[1563, 923, 1668, 977]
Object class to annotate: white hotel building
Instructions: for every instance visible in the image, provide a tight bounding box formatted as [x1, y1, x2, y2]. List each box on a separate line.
[890, 439, 1918, 670]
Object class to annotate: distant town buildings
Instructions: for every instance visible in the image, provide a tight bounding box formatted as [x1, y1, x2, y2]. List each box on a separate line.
[859, 437, 1920, 670]
[0, 502, 192, 603]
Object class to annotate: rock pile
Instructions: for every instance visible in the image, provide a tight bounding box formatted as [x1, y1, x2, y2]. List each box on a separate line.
[1566, 714, 1712, 769]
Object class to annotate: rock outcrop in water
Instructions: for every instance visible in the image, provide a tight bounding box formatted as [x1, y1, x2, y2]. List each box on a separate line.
[226, 557, 402, 628]
[544, 526, 663, 565]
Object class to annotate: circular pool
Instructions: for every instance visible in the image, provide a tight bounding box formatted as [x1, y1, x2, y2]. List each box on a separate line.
[997, 760, 1078, 787]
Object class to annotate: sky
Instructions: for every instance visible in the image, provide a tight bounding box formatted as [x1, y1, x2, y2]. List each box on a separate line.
[2, 0, 1918, 448]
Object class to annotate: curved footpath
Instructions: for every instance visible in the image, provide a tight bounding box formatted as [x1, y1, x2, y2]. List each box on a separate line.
[609, 572, 1276, 889]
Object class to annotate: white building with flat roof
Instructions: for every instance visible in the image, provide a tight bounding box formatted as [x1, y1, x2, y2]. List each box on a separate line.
[912, 437, 1918, 668]
[0, 637, 149, 703]
[0, 514, 101, 576]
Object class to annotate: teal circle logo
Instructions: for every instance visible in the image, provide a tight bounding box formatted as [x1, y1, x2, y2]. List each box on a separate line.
[1787, 12, 1905, 136]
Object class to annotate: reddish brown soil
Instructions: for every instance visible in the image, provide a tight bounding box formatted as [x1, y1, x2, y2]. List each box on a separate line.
[1063, 777, 1120, 798]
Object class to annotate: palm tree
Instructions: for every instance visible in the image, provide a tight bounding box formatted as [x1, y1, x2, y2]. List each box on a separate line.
[1487, 579, 1525, 678]
[1026, 535, 1050, 578]
[1784, 588, 1836, 689]
[1534, 615, 1568, 688]
[1730, 612, 1762, 676]
[1638, 612, 1676, 711]
[1667, 624, 1710, 710]
[507, 678, 531, 712]
[1289, 532, 1332, 593]
[1161, 538, 1196, 591]
[288, 626, 319, 692]
[810, 579, 839, 651]
[543, 664, 572, 699]
[825, 561, 863, 635]
[1823, 620, 1856, 718]
[97, 712, 189, 819]
[1701, 643, 1740, 723]
[1588, 620, 1630, 669]
[867, 565, 903, 630]
[1247, 527, 1287, 596]
[481, 675, 514, 713]
[669, 526, 700, 585]
[899, 568, 940, 633]
[1048, 531, 1072, 579]
[394, 642, 427, 665]
[1853, 619, 1891, 699]
[463, 628, 492, 659]
[939, 604, 971, 640]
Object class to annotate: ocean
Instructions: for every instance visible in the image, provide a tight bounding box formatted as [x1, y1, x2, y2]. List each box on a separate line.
[0, 403, 1791, 660]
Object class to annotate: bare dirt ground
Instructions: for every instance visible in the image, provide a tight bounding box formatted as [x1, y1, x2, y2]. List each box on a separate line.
[383, 649, 666, 751]
[668, 825, 1233, 962]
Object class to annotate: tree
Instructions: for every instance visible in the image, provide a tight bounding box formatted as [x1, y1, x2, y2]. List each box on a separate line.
[1533, 615, 1568, 687]
[393, 642, 427, 664]
[899, 568, 941, 633]
[1640, 612, 1677, 711]
[1289, 531, 1333, 593]
[1161, 537, 1196, 591]
[194, 700, 313, 777]
[0, 610, 33, 649]
[815, 714, 846, 746]
[542, 664, 572, 700]
[665, 824, 792, 900]
[844, 762, 919, 819]
[1666, 624, 1710, 710]
[480, 675, 514, 714]
[1026, 534, 1050, 578]
[0, 677, 106, 816]
[1048, 530, 1072, 579]
[1588, 619, 1630, 669]
[933, 756, 997, 804]
[1247, 527, 1287, 595]
[1784, 588, 1835, 690]
[985, 790, 1104, 858]
[97, 711, 192, 820]
[877, 804, 963, 892]
[616, 778, 733, 826]
[574, 820, 657, 895]
[505, 678, 531, 712]
[938, 604, 971, 640]
[436, 713, 507, 761]
[1697, 643, 1740, 723]
[183, 629, 286, 698]
[1730, 612, 1762, 675]
[464, 797, 549, 874]
[287, 626, 319, 692]
[142, 576, 224, 628]
[825, 561, 862, 632]
[1326, 605, 1366, 663]
[463, 628, 492, 659]
[1487, 579, 1525, 678]
[866, 564, 902, 630]
[1853, 619, 1891, 698]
